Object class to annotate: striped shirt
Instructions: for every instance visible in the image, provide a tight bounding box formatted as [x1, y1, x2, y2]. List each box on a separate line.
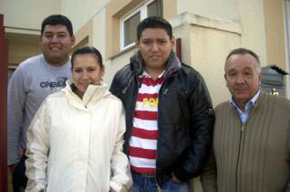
[129, 71, 164, 175]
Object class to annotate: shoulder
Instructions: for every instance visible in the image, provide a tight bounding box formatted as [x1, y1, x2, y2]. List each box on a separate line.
[44, 91, 66, 104]
[215, 101, 230, 112]
[17, 55, 43, 70]
[179, 63, 205, 82]
[262, 93, 290, 111]
[113, 64, 132, 81]
[105, 92, 124, 106]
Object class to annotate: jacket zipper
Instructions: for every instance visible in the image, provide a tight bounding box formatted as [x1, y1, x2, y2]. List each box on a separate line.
[234, 104, 258, 192]
[235, 123, 245, 192]
[126, 74, 141, 155]
[154, 76, 171, 188]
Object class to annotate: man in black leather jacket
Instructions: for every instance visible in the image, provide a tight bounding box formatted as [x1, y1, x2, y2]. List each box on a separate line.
[110, 16, 214, 192]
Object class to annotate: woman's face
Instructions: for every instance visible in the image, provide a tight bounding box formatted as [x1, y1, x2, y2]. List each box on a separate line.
[72, 54, 104, 96]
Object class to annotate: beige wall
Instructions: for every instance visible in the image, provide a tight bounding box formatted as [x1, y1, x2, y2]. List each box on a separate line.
[177, 0, 239, 21]
[265, 0, 286, 69]
[0, 0, 61, 30]
[239, 0, 267, 65]
[171, 13, 241, 106]
[61, 0, 110, 33]
[0, 0, 62, 66]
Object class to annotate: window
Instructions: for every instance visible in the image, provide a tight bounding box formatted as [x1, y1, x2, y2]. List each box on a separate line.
[120, 0, 162, 50]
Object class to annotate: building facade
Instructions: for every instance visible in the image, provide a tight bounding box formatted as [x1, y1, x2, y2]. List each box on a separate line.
[1, 0, 289, 191]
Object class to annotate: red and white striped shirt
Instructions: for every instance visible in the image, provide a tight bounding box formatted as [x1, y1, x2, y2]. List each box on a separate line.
[129, 71, 164, 175]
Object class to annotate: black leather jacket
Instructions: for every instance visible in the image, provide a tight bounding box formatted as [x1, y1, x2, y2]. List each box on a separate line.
[110, 51, 214, 185]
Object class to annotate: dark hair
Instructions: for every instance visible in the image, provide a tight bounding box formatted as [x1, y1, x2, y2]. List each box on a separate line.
[41, 14, 73, 36]
[71, 46, 103, 68]
[137, 16, 173, 39]
[226, 48, 260, 64]
[225, 47, 261, 72]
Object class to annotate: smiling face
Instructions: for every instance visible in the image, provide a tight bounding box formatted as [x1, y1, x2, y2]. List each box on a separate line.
[72, 54, 104, 97]
[224, 53, 262, 109]
[40, 24, 75, 66]
[136, 28, 175, 75]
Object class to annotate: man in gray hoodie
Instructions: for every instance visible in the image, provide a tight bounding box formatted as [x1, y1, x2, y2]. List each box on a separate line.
[7, 14, 75, 192]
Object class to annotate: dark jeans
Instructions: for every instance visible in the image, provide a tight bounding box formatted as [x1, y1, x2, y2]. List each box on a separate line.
[129, 172, 190, 192]
[12, 157, 27, 192]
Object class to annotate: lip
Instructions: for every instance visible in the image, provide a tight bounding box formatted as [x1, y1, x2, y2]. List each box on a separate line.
[149, 55, 161, 59]
[49, 46, 61, 50]
[234, 89, 248, 93]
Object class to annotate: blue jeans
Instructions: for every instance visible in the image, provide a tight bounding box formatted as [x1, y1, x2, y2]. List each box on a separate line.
[129, 172, 190, 192]
[12, 157, 27, 192]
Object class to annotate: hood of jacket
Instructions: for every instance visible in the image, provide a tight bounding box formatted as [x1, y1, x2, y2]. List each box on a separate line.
[129, 50, 182, 78]
[62, 79, 111, 108]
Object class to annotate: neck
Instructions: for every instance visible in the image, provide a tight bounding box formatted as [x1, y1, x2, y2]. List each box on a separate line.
[145, 67, 164, 80]
[76, 89, 84, 99]
[45, 57, 69, 67]
[236, 102, 246, 111]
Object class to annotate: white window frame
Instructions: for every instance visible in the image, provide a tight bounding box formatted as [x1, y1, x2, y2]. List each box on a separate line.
[120, 0, 157, 51]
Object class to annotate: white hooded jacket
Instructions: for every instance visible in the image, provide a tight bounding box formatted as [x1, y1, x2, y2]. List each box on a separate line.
[25, 81, 132, 192]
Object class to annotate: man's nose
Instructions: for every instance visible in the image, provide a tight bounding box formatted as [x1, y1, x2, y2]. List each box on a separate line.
[236, 74, 245, 84]
[151, 42, 159, 51]
[51, 35, 59, 42]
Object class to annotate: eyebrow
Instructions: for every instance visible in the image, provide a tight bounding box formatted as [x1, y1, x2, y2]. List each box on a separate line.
[44, 31, 68, 35]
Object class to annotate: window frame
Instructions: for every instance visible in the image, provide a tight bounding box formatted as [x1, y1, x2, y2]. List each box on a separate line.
[120, 0, 160, 50]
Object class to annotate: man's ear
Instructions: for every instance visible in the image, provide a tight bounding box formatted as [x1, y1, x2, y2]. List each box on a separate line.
[258, 73, 262, 85]
[170, 36, 176, 46]
[39, 36, 43, 45]
[224, 73, 229, 88]
[71, 35, 76, 46]
[135, 38, 139, 47]
[101, 66, 105, 76]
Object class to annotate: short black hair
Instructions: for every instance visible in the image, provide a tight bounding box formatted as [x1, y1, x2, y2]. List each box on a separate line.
[137, 16, 173, 39]
[226, 48, 260, 64]
[41, 14, 73, 36]
[71, 46, 103, 68]
[225, 47, 261, 73]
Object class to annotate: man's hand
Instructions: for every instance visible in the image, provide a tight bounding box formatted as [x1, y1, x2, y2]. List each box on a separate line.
[172, 173, 183, 183]
[19, 147, 25, 158]
[8, 164, 17, 173]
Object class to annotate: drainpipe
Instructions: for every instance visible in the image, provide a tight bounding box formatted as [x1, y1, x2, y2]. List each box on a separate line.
[0, 13, 8, 192]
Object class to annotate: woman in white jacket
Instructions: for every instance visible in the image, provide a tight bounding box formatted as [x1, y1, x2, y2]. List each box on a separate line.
[25, 46, 132, 192]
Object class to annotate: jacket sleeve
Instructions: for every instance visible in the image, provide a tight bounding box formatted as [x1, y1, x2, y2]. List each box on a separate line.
[173, 72, 215, 181]
[110, 104, 132, 192]
[200, 150, 217, 192]
[7, 65, 27, 165]
[109, 73, 119, 96]
[286, 180, 290, 192]
[25, 100, 50, 192]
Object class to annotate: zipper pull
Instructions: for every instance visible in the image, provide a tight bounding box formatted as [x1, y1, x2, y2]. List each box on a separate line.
[122, 87, 128, 94]
[163, 88, 168, 95]
[241, 125, 245, 132]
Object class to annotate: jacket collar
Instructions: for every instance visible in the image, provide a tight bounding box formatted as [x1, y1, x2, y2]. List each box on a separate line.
[63, 79, 110, 107]
[129, 50, 182, 78]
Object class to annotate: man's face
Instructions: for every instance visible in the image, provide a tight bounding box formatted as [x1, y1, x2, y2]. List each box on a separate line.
[224, 53, 262, 108]
[40, 24, 75, 66]
[136, 28, 175, 72]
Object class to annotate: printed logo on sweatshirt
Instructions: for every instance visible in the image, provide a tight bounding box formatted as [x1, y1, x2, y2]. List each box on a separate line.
[39, 77, 68, 89]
